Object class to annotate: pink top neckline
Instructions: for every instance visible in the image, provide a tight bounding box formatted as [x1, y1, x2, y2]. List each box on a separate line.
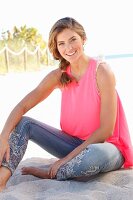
[66, 58, 92, 84]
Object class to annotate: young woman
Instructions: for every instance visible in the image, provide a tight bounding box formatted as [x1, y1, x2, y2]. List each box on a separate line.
[0, 17, 133, 191]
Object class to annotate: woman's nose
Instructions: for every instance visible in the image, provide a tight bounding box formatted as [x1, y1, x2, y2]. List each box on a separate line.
[65, 43, 73, 50]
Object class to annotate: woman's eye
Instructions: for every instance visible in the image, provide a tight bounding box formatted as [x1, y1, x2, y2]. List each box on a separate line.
[71, 38, 76, 42]
[58, 42, 64, 46]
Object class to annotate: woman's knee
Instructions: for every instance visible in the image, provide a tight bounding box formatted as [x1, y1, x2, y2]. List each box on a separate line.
[7, 116, 32, 158]
[14, 116, 32, 138]
[87, 143, 124, 172]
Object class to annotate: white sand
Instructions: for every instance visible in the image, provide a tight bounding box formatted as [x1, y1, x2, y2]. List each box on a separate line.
[0, 60, 133, 199]
[0, 157, 133, 200]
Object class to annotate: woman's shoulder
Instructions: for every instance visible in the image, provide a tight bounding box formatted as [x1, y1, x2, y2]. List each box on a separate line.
[97, 61, 115, 78]
[49, 67, 62, 77]
[96, 61, 116, 89]
[46, 67, 62, 87]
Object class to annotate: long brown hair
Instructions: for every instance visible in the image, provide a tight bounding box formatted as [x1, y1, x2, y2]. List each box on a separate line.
[48, 17, 87, 86]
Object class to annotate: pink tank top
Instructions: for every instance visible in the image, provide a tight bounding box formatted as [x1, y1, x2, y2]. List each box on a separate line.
[60, 58, 133, 168]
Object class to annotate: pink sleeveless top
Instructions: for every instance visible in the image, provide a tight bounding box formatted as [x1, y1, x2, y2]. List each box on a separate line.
[60, 58, 133, 168]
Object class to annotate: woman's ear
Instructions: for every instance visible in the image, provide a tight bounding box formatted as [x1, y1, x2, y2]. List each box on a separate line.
[83, 37, 87, 44]
[83, 37, 87, 45]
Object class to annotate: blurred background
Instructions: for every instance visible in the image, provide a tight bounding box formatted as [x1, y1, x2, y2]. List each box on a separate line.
[0, 0, 133, 160]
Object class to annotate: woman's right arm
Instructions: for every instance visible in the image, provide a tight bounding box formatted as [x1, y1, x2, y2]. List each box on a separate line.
[0, 68, 61, 164]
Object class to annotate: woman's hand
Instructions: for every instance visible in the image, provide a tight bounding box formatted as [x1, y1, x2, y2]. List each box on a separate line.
[0, 135, 10, 166]
[49, 158, 67, 179]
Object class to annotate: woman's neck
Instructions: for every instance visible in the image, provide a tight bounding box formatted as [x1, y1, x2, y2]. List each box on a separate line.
[70, 55, 90, 81]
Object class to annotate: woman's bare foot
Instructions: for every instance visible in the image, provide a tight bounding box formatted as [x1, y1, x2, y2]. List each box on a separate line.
[21, 167, 52, 179]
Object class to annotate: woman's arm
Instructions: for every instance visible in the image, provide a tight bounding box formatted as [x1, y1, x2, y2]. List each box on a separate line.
[0, 68, 61, 163]
[50, 63, 117, 177]
[1, 69, 61, 139]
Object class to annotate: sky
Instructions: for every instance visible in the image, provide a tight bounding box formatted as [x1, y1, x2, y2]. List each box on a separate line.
[0, 0, 133, 56]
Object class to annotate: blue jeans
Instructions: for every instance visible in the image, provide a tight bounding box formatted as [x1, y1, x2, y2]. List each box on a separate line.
[2, 116, 124, 180]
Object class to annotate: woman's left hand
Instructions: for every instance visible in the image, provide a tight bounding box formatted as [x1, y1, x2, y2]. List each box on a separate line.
[49, 158, 66, 179]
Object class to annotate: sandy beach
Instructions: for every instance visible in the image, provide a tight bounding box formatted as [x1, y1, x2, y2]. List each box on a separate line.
[0, 157, 132, 200]
[0, 60, 133, 199]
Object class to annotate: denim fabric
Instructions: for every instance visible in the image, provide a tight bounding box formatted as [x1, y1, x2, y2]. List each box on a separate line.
[2, 116, 124, 179]
[2, 116, 83, 174]
[56, 143, 124, 180]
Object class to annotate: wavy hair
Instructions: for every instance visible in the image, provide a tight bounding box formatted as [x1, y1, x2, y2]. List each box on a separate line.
[48, 17, 86, 86]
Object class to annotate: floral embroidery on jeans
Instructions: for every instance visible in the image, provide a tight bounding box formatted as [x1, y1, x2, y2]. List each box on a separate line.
[56, 146, 99, 180]
[2, 128, 29, 175]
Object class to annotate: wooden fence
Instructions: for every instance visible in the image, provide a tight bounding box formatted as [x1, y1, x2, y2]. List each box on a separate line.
[0, 45, 54, 74]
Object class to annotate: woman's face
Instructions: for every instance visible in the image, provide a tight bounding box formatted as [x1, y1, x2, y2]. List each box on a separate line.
[56, 28, 85, 63]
